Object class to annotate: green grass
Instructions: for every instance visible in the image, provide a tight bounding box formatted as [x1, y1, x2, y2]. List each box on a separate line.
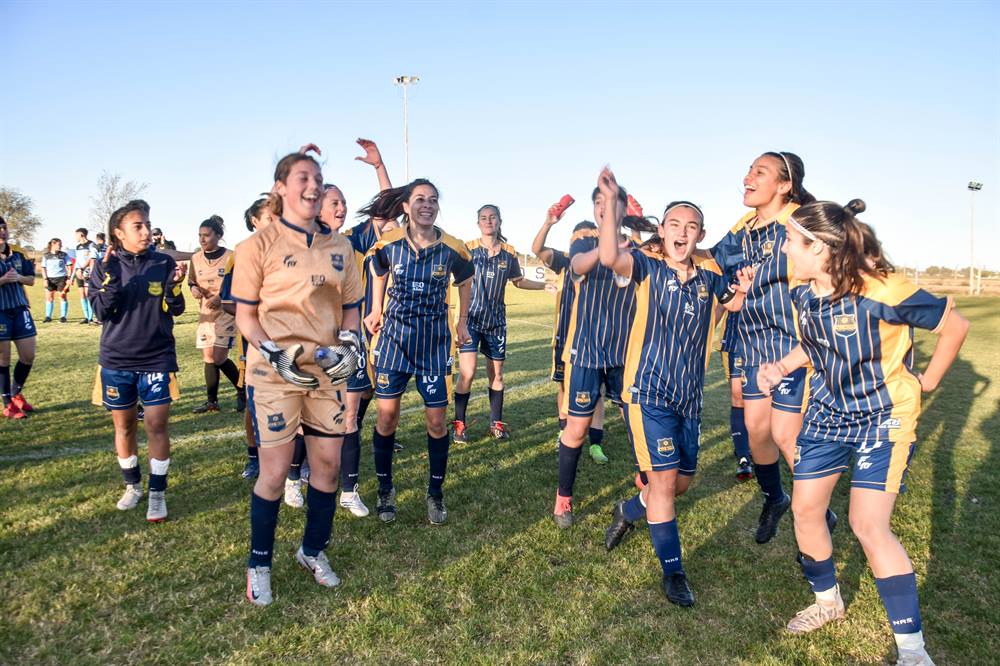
[2, 283, 998, 665]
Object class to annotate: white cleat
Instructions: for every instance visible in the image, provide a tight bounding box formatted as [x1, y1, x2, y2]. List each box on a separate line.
[296, 547, 340, 588]
[896, 648, 935, 666]
[339, 490, 370, 518]
[284, 478, 305, 508]
[146, 490, 167, 522]
[246, 566, 273, 606]
[117, 483, 143, 511]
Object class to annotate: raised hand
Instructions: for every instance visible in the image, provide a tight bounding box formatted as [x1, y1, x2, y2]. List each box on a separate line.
[298, 143, 322, 156]
[355, 138, 384, 168]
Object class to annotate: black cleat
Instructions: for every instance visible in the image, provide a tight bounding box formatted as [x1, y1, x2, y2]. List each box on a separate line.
[755, 494, 791, 544]
[604, 500, 636, 551]
[393, 438, 404, 452]
[236, 392, 247, 413]
[377, 487, 397, 523]
[193, 401, 220, 414]
[59, 316, 67, 323]
[43, 317, 52, 323]
[426, 494, 448, 525]
[662, 571, 695, 607]
[241, 457, 260, 479]
[736, 457, 754, 482]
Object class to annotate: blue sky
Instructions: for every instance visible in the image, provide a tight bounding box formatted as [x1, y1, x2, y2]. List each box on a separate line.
[2, 1, 997, 269]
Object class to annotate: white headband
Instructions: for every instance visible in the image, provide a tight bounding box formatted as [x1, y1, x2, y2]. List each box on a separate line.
[787, 215, 818, 242]
[779, 152, 794, 187]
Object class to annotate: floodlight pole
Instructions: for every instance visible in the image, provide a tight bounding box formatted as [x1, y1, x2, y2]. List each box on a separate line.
[968, 181, 983, 294]
[394, 75, 419, 182]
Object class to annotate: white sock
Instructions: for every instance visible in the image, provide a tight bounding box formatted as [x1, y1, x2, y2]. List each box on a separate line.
[639, 493, 647, 508]
[117, 455, 138, 469]
[895, 631, 925, 652]
[149, 457, 171, 475]
[815, 584, 840, 605]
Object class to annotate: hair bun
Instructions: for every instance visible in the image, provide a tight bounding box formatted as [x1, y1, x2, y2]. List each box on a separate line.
[845, 199, 866, 215]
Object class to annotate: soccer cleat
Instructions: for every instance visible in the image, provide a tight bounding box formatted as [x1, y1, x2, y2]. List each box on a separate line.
[79, 318, 90, 324]
[589, 443, 608, 464]
[241, 457, 260, 479]
[192, 401, 220, 414]
[246, 566, 273, 606]
[490, 421, 511, 441]
[3, 402, 27, 420]
[376, 487, 397, 523]
[300, 459, 311, 483]
[896, 648, 936, 666]
[43, 317, 52, 323]
[136, 406, 144, 422]
[393, 438, 404, 452]
[236, 392, 247, 413]
[450, 420, 467, 444]
[116, 483, 143, 510]
[604, 500, 636, 551]
[755, 494, 791, 544]
[339, 490, 370, 518]
[736, 457, 754, 481]
[11, 393, 34, 412]
[662, 571, 695, 607]
[786, 589, 845, 634]
[295, 546, 341, 587]
[553, 493, 573, 529]
[284, 478, 305, 508]
[59, 316, 67, 323]
[146, 490, 167, 522]
[426, 495, 448, 525]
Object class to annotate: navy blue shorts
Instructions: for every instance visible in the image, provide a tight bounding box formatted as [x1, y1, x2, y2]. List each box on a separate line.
[0, 307, 36, 341]
[742, 364, 810, 413]
[347, 336, 374, 393]
[562, 364, 624, 417]
[623, 402, 701, 475]
[551, 346, 566, 383]
[459, 325, 506, 361]
[101, 368, 179, 409]
[720, 350, 745, 383]
[794, 435, 915, 494]
[373, 368, 452, 408]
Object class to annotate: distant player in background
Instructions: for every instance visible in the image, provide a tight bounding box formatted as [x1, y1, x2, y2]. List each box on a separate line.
[758, 199, 968, 666]
[0, 216, 38, 419]
[89, 200, 186, 522]
[152, 228, 176, 251]
[74, 227, 98, 324]
[94, 232, 108, 261]
[451, 204, 548, 443]
[41, 238, 71, 323]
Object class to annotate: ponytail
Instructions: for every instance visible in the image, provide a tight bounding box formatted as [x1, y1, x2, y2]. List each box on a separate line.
[764, 151, 816, 205]
[200, 214, 224, 238]
[358, 178, 438, 225]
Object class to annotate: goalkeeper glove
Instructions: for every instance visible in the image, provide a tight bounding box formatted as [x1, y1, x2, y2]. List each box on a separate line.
[314, 330, 361, 384]
[259, 341, 319, 389]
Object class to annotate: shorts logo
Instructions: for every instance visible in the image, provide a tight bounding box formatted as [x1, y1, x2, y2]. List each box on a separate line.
[697, 283, 709, 300]
[267, 413, 286, 432]
[283, 255, 297, 268]
[879, 418, 901, 430]
[311, 275, 326, 286]
[377, 373, 390, 388]
[657, 438, 675, 455]
[106, 386, 120, 399]
[147, 281, 163, 296]
[331, 254, 344, 271]
[734, 356, 743, 368]
[575, 391, 591, 407]
[763, 240, 775, 254]
[833, 314, 857, 336]
[253, 368, 268, 377]
[431, 264, 447, 279]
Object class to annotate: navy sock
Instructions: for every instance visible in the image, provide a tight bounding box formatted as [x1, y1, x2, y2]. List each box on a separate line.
[622, 493, 646, 522]
[302, 484, 337, 557]
[248, 492, 281, 567]
[488, 387, 504, 424]
[288, 434, 306, 481]
[649, 519, 683, 575]
[12, 361, 31, 394]
[122, 465, 141, 485]
[148, 473, 168, 492]
[454, 391, 470, 423]
[754, 461, 785, 504]
[356, 396, 372, 429]
[875, 573, 922, 634]
[557, 442, 583, 497]
[217, 359, 240, 389]
[0, 365, 10, 404]
[558, 418, 567, 431]
[730, 406, 750, 460]
[427, 432, 450, 499]
[247, 446, 258, 460]
[800, 555, 838, 592]
[638, 471, 649, 486]
[589, 427, 604, 446]
[204, 363, 220, 403]
[373, 428, 395, 491]
[340, 430, 360, 491]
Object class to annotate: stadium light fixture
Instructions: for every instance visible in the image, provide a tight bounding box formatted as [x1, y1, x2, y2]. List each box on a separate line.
[967, 181, 983, 294]
[394, 76, 420, 181]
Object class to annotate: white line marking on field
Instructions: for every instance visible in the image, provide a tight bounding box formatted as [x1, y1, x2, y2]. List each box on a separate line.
[506, 318, 553, 330]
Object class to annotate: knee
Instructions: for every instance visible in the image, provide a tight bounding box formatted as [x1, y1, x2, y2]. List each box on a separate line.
[849, 510, 888, 545]
[143, 419, 168, 438]
[490, 373, 504, 390]
[675, 475, 692, 496]
[426, 414, 446, 438]
[792, 496, 825, 524]
[377, 412, 399, 434]
[18, 349, 35, 365]
[257, 465, 286, 496]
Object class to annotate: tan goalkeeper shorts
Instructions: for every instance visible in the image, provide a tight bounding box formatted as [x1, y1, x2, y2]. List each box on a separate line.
[247, 383, 347, 448]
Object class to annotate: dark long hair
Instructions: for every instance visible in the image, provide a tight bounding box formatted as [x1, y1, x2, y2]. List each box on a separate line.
[200, 214, 224, 237]
[762, 151, 816, 205]
[358, 178, 439, 225]
[107, 200, 151, 252]
[477, 204, 507, 243]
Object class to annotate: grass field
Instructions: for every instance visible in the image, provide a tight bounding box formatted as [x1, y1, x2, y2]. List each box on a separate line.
[2, 281, 998, 665]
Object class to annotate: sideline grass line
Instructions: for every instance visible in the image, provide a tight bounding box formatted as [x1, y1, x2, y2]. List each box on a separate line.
[507, 317, 554, 329]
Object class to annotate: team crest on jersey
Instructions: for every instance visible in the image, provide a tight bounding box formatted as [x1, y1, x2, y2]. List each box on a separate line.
[833, 314, 857, 336]
[147, 281, 163, 296]
[283, 255, 297, 268]
[697, 283, 709, 300]
[431, 264, 447, 279]
[575, 392, 591, 407]
[657, 438, 675, 455]
[498, 260, 508, 270]
[377, 373, 390, 388]
[267, 413, 286, 432]
[762, 240, 775, 254]
[331, 254, 344, 271]
[106, 386, 120, 399]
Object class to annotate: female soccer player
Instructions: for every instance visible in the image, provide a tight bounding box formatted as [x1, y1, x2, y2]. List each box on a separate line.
[233, 150, 363, 606]
[74, 227, 99, 324]
[596, 167, 751, 606]
[451, 204, 547, 442]
[41, 238, 71, 323]
[711, 151, 821, 544]
[0, 216, 37, 419]
[757, 200, 967, 666]
[89, 200, 186, 521]
[189, 215, 242, 413]
[364, 179, 474, 526]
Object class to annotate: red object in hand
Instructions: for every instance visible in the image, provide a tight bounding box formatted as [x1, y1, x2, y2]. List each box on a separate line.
[551, 194, 575, 220]
[626, 194, 643, 218]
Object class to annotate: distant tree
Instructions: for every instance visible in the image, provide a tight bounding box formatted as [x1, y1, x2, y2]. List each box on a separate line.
[89, 170, 148, 233]
[0, 187, 42, 246]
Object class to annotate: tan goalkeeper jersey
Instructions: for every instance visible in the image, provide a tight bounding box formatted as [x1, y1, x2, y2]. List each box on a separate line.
[232, 219, 363, 388]
[189, 248, 233, 324]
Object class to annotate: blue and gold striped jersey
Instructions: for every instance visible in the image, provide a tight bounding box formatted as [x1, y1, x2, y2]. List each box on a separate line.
[794, 274, 952, 443]
[218, 254, 235, 304]
[0, 244, 34, 310]
[344, 220, 382, 323]
[549, 250, 574, 353]
[719, 310, 741, 353]
[371, 226, 475, 374]
[622, 250, 729, 416]
[562, 229, 635, 369]
[711, 204, 800, 366]
[465, 239, 523, 332]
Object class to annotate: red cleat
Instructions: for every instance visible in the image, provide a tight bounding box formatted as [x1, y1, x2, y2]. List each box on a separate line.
[4, 402, 27, 419]
[11, 393, 34, 412]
